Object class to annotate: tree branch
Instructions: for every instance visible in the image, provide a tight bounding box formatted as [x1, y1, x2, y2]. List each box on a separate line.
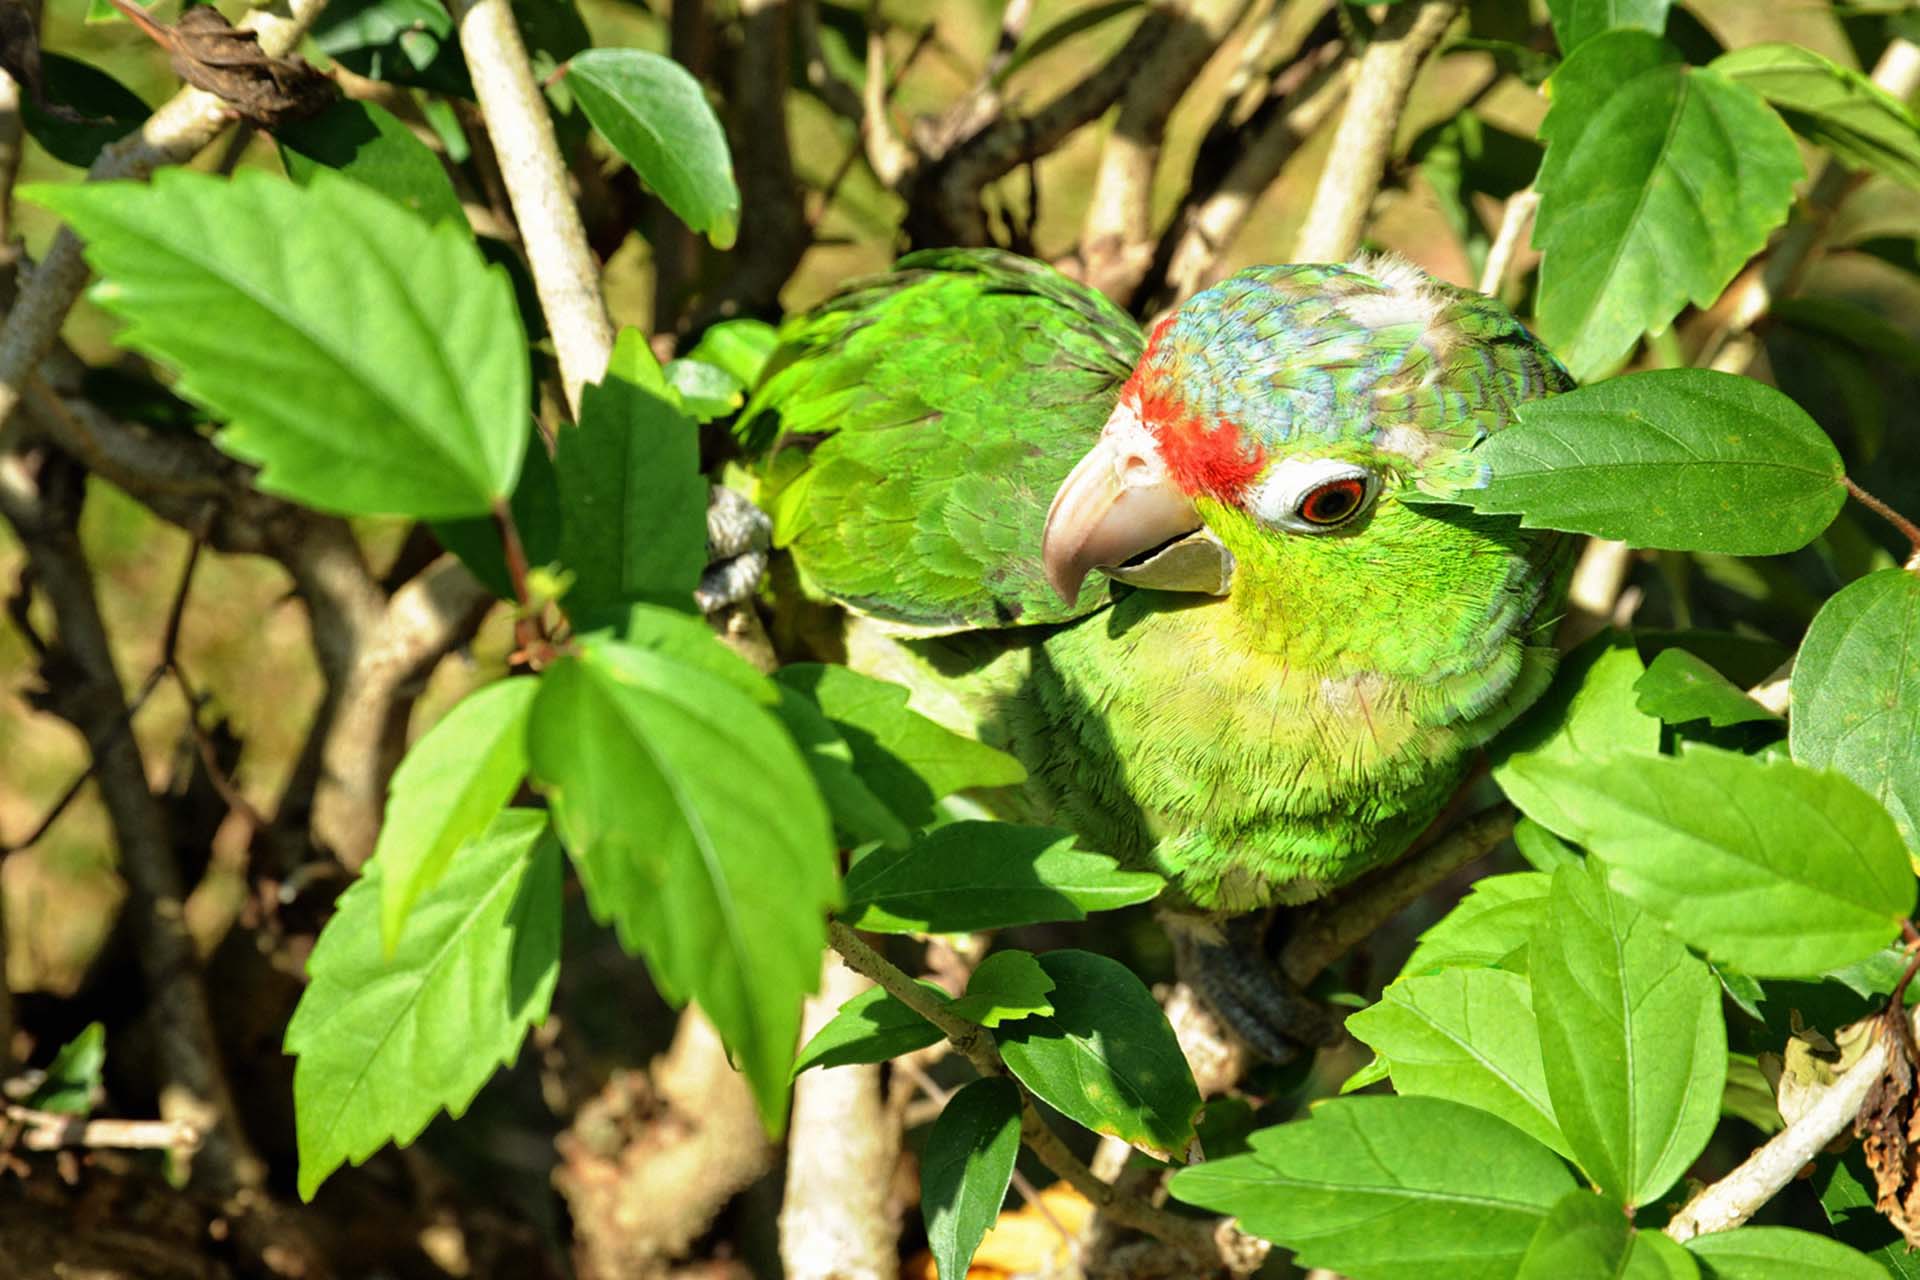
[447, 0, 613, 414]
[0, 0, 330, 445]
[1290, 0, 1459, 262]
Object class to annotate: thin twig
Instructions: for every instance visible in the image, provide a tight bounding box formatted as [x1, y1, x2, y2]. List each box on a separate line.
[1477, 187, 1538, 299]
[1844, 477, 1920, 569]
[5, 1105, 202, 1154]
[448, 0, 614, 415]
[1291, 0, 1459, 262]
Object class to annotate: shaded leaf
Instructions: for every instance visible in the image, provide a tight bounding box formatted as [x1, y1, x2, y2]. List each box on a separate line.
[1168, 1096, 1576, 1280]
[21, 53, 150, 168]
[773, 665, 1026, 827]
[1531, 859, 1724, 1206]
[566, 49, 739, 246]
[1545, 0, 1670, 55]
[1451, 371, 1844, 554]
[1533, 33, 1802, 378]
[770, 687, 912, 849]
[1349, 967, 1566, 1155]
[1400, 871, 1551, 977]
[951, 951, 1055, 1027]
[840, 822, 1162, 934]
[791, 983, 945, 1075]
[1688, 1225, 1889, 1278]
[1792, 568, 1920, 853]
[311, 0, 468, 97]
[1520, 747, 1914, 977]
[1715, 43, 1920, 191]
[1518, 1189, 1699, 1278]
[1634, 648, 1781, 728]
[527, 635, 837, 1125]
[287, 811, 560, 1200]
[26, 1023, 105, 1115]
[279, 98, 465, 228]
[30, 170, 526, 518]
[1819, 1150, 1920, 1279]
[924, 1078, 1022, 1280]
[995, 951, 1199, 1159]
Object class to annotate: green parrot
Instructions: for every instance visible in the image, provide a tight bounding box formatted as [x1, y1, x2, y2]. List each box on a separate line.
[739, 249, 1573, 1056]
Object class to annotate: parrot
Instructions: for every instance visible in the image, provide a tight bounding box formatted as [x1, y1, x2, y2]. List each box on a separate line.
[738, 249, 1573, 1058]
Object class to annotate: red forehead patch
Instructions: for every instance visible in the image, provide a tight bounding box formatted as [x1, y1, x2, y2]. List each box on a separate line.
[1134, 388, 1266, 500]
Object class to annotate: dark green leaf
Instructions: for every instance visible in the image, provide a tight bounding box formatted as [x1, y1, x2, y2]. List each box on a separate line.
[771, 688, 913, 849]
[1451, 371, 1845, 554]
[1819, 1149, 1920, 1278]
[30, 171, 526, 519]
[26, 1023, 106, 1115]
[287, 811, 561, 1200]
[555, 330, 708, 626]
[840, 822, 1162, 934]
[279, 99, 466, 229]
[1634, 648, 1781, 728]
[791, 983, 946, 1075]
[924, 1078, 1022, 1280]
[527, 636, 837, 1125]
[995, 951, 1199, 1159]
[1545, 0, 1671, 55]
[1531, 859, 1724, 1206]
[1168, 1096, 1577, 1280]
[372, 678, 536, 952]
[1714, 44, 1920, 190]
[21, 54, 150, 168]
[1518, 1189, 1699, 1278]
[951, 950, 1055, 1027]
[1518, 747, 1914, 977]
[1689, 1225, 1889, 1279]
[1533, 34, 1802, 378]
[311, 0, 470, 97]
[1722, 1053, 1782, 1134]
[1791, 568, 1920, 853]
[1349, 968, 1566, 1155]
[1492, 632, 1662, 836]
[773, 665, 1026, 827]
[431, 430, 563, 601]
[1400, 871, 1551, 977]
[566, 49, 739, 247]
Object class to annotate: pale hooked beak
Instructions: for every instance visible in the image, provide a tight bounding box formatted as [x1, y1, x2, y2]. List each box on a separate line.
[1040, 423, 1234, 606]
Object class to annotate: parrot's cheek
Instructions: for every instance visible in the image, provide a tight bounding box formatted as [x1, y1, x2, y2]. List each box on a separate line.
[1042, 434, 1202, 606]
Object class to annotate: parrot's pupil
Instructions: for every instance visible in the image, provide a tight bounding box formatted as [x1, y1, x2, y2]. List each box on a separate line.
[1302, 480, 1363, 524]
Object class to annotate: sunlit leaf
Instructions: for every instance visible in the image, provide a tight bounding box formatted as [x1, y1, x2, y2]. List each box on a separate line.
[1518, 1189, 1698, 1278]
[924, 1078, 1022, 1280]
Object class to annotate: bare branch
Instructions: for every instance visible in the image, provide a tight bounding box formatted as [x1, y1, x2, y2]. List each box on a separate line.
[1076, 0, 1256, 302]
[0, 0, 330, 445]
[1291, 0, 1459, 263]
[0, 61, 22, 247]
[861, 29, 917, 190]
[448, 0, 613, 414]
[779, 953, 901, 1279]
[1477, 186, 1538, 300]
[6, 1104, 201, 1154]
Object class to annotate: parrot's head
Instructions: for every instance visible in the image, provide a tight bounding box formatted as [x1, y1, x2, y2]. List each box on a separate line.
[1041, 258, 1571, 629]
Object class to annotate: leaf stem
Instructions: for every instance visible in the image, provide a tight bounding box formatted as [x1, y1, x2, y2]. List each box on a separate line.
[823, 921, 1255, 1270]
[1842, 477, 1920, 571]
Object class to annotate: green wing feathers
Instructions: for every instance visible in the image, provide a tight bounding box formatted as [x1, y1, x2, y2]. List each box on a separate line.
[739, 250, 1142, 632]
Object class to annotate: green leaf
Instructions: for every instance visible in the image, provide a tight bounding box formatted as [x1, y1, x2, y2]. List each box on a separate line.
[1634, 648, 1781, 728]
[1689, 1225, 1889, 1279]
[924, 1078, 1022, 1280]
[1168, 1096, 1577, 1280]
[791, 983, 946, 1075]
[1531, 859, 1724, 1206]
[431, 429, 563, 602]
[312, 0, 469, 97]
[773, 666, 1026, 827]
[1791, 568, 1920, 854]
[566, 49, 739, 247]
[1518, 1189, 1699, 1279]
[951, 950, 1055, 1027]
[1349, 968, 1567, 1156]
[1493, 632, 1662, 836]
[1518, 747, 1914, 977]
[1722, 1053, 1782, 1134]
[770, 687, 913, 849]
[1451, 371, 1845, 554]
[1819, 1149, 1920, 1278]
[1545, 0, 1670, 55]
[684, 318, 779, 389]
[995, 951, 1199, 1160]
[839, 822, 1162, 934]
[287, 810, 561, 1200]
[21, 54, 151, 168]
[1514, 817, 1583, 872]
[26, 1023, 106, 1115]
[1401, 871, 1552, 977]
[1714, 43, 1920, 191]
[555, 330, 708, 626]
[373, 678, 537, 953]
[29, 171, 526, 519]
[527, 636, 837, 1125]
[279, 99, 467, 229]
[663, 358, 744, 424]
[1532, 33, 1802, 378]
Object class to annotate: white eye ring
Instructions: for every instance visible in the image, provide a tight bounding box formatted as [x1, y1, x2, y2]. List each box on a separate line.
[1248, 457, 1381, 533]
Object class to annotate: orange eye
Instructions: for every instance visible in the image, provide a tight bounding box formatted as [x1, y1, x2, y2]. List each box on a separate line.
[1297, 477, 1367, 526]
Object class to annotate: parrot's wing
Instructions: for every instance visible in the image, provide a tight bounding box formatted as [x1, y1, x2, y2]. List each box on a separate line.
[741, 249, 1143, 633]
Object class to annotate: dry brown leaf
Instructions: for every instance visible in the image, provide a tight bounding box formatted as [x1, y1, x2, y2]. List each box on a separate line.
[107, 0, 334, 128]
[1856, 1009, 1920, 1246]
